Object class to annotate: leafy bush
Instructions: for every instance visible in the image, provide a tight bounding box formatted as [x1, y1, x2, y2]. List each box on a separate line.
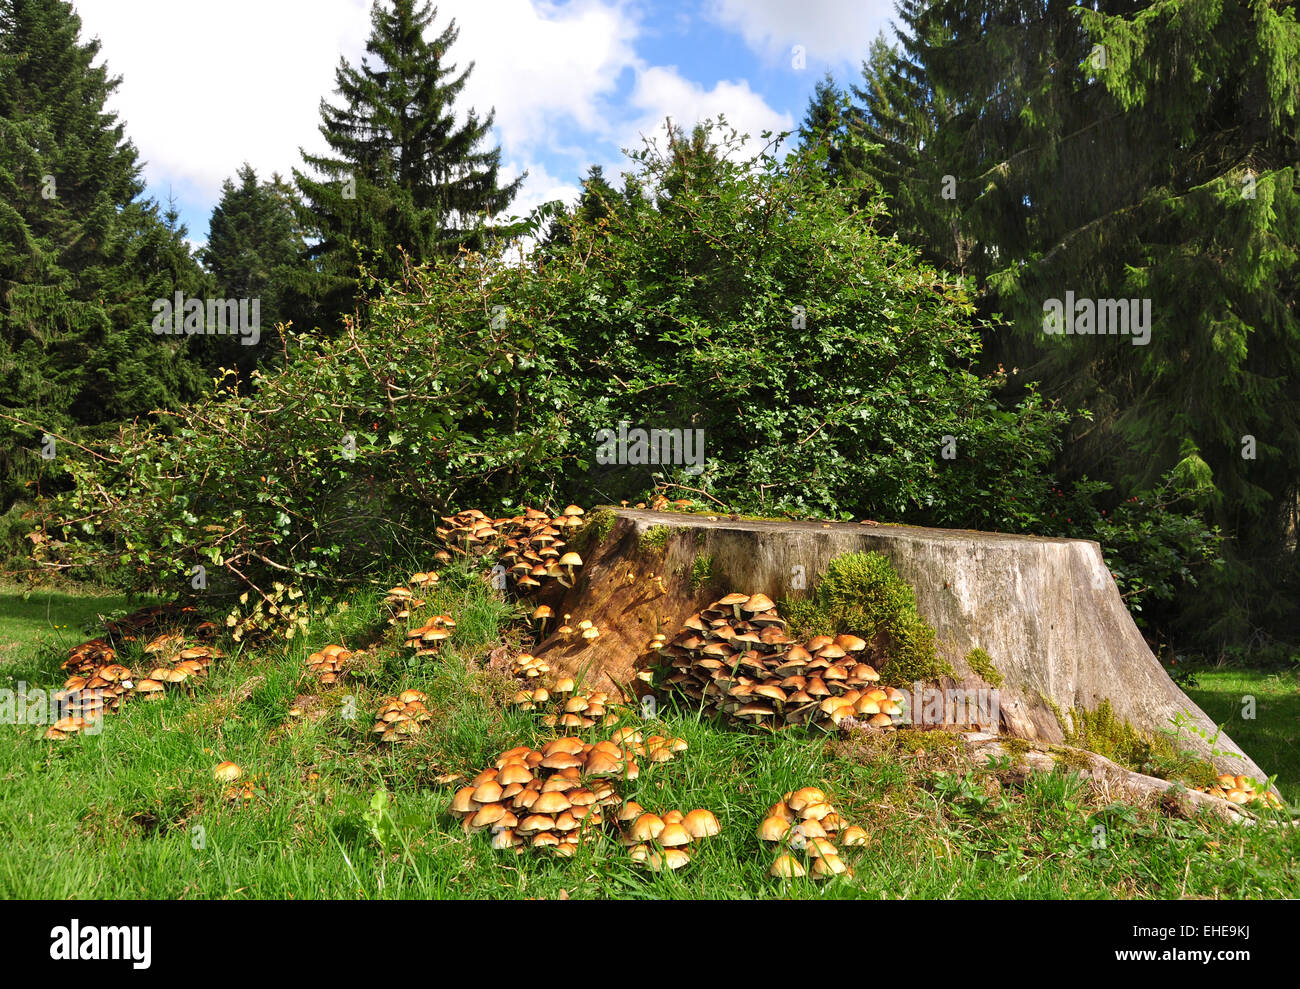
[34, 123, 1069, 614]
[543, 123, 1069, 524]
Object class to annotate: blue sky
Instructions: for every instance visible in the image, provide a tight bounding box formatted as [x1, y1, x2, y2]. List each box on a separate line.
[74, 0, 897, 247]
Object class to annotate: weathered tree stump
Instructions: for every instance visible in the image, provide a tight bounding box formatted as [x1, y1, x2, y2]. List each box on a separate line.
[531, 509, 1270, 785]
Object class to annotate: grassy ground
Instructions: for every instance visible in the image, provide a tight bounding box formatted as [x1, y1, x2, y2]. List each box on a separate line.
[1, 572, 1297, 899]
[1186, 670, 1300, 803]
[0, 580, 148, 666]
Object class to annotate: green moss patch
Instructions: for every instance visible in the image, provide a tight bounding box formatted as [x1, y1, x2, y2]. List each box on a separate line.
[965, 647, 1003, 687]
[689, 553, 714, 591]
[638, 525, 672, 555]
[1055, 699, 1219, 789]
[781, 551, 953, 686]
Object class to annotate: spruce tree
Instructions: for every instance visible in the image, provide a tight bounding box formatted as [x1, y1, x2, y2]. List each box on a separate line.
[852, 0, 1300, 649]
[200, 164, 307, 378]
[796, 73, 866, 188]
[0, 0, 204, 509]
[293, 0, 523, 328]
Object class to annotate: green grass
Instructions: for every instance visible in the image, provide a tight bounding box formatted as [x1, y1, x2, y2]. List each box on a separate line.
[0, 580, 151, 667]
[1185, 669, 1300, 803]
[1, 574, 1298, 899]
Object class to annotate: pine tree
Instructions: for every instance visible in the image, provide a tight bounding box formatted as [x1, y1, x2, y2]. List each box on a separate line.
[796, 73, 865, 187]
[542, 165, 623, 248]
[0, 0, 204, 509]
[200, 164, 307, 378]
[853, 0, 1300, 649]
[293, 0, 523, 328]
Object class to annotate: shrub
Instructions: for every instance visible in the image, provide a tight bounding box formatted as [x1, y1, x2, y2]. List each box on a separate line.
[34, 123, 1068, 618]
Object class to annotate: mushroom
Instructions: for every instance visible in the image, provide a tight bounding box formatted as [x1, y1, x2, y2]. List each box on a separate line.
[214, 762, 242, 783]
[716, 593, 750, 621]
[769, 854, 806, 878]
[558, 551, 583, 582]
[658, 822, 692, 848]
[683, 809, 720, 839]
[840, 826, 868, 846]
[627, 813, 665, 843]
[532, 605, 554, 637]
[812, 854, 852, 879]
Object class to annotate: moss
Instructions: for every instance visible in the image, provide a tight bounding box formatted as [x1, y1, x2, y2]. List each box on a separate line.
[900, 729, 962, 753]
[780, 596, 836, 640]
[781, 551, 952, 686]
[1049, 745, 1094, 773]
[1053, 699, 1220, 788]
[572, 509, 616, 554]
[638, 525, 672, 556]
[965, 647, 1003, 687]
[689, 553, 714, 591]
[1001, 737, 1034, 757]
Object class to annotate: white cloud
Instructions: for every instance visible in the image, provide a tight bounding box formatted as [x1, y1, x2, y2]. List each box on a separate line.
[622, 66, 795, 163]
[441, 0, 641, 154]
[704, 0, 896, 67]
[71, 0, 793, 240]
[75, 0, 373, 204]
[499, 158, 583, 220]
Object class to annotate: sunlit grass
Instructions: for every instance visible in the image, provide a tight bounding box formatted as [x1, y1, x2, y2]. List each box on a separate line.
[1, 574, 1297, 899]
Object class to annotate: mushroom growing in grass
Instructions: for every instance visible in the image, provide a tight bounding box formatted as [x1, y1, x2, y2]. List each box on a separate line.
[214, 762, 242, 783]
[770, 854, 806, 878]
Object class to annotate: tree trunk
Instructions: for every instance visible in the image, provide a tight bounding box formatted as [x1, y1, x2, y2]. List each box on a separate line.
[532, 509, 1271, 785]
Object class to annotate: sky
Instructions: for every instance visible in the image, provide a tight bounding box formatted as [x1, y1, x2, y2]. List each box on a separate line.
[73, 0, 897, 247]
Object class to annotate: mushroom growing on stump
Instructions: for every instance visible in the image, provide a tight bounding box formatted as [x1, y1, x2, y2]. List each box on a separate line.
[558, 552, 583, 585]
[532, 605, 554, 638]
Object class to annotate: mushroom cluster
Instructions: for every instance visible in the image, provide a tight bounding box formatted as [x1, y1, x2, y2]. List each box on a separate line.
[383, 585, 424, 623]
[54, 661, 132, 726]
[372, 690, 432, 743]
[305, 644, 353, 687]
[656, 594, 905, 730]
[1201, 774, 1284, 810]
[48, 636, 222, 738]
[760, 787, 869, 879]
[449, 737, 633, 855]
[382, 571, 440, 625]
[61, 638, 118, 678]
[435, 506, 587, 591]
[403, 615, 456, 657]
[619, 806, 721, 871]
[450, 730, 689, 857]
[510, 652, 550, 679]
[509, 681, 629, 730]
[43, 606, 223, 739]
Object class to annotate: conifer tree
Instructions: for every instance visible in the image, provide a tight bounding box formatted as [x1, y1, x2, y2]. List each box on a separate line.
[851, 0, 1300, 648]
[0, 0, 204, 508]
[200, 164, 307, 377]
[293, 0, 523, 328]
